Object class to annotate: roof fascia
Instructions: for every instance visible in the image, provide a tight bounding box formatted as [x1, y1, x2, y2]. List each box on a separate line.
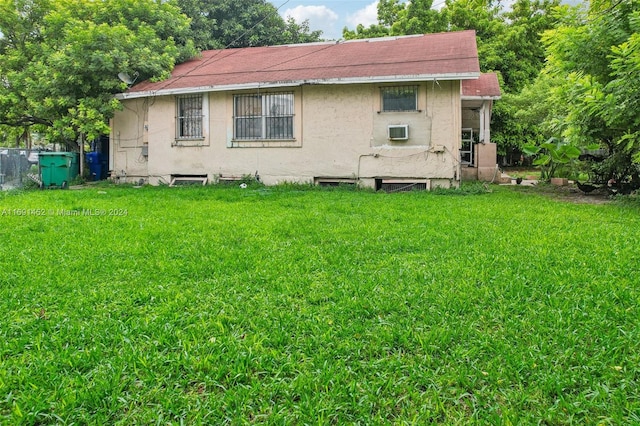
[461, 95, 501, 101]
[117, 72, 481, 100]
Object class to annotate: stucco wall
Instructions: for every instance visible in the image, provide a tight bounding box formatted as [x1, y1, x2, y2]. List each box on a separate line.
[110, 98, 149, 181]
[111, 80, 461, 186]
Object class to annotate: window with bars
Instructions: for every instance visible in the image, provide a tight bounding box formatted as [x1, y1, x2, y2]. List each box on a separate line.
[176, 95, 203, 139]
[381, 86, 418, 112]
[234, 93, 294, 140]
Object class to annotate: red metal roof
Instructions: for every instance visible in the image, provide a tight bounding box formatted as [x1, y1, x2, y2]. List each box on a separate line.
[124, 31, 480, 97]
[462, 72, 501, 98]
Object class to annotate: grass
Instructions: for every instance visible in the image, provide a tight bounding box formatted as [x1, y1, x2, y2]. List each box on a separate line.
[1, 184, 639, 424]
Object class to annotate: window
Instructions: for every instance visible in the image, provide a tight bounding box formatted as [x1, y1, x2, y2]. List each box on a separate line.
[176, 95, 203, 139]
[381, 86, 418, 112]
[234, 93, 294, 140]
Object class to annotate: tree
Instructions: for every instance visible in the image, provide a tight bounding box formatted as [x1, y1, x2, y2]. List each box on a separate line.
[542, 0, 640, 181]
[281, 17, 324, 45]
[442, 0, 503, 42]
[495, 0, 561, 92]
[176, 0, 322, 50]
[343, 0, 447, 39]
[507, 72, 566, 142]
[453, 0, 561, 162]
[0, 0, 196, 148]
[342, 0, 401, 39]
[394, 0, 449, 34]
[342, 23, 391, 40]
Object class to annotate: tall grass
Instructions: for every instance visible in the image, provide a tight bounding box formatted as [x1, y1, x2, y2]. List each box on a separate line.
[1, 185, 639, 424]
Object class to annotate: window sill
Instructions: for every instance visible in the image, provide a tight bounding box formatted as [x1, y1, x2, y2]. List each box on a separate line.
[229, 139, 300, 148]
[377, 110, 422, 114]
[172, 138, 208, 147]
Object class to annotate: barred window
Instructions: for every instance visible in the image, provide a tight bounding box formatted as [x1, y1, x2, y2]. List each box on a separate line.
[234, 93, 294, 140]
[381, 86, 418, 112]
[176, 95, 203, 139]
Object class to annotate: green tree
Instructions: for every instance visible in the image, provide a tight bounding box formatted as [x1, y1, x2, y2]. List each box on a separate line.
[507, 72, 566, 142]
[442, 0, 503, 42]
[445, 0, 560, 159]
[496, 0, 561, 92]
[343, 0, 447, 39]
[0, 0, 196, 149]
[176, 0, 322, 50]
[394, 0, 449, 34]
[378, 0, 405, 27]
[281, 17, 324, 45]
[342, 23, 391, 40]
[543, 0, 640, 180]
[342, 0, 400, 39]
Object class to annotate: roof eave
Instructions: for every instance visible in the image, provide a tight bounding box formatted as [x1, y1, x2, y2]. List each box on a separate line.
[116, 72, 481, 100]
[461, 95, 501, 101]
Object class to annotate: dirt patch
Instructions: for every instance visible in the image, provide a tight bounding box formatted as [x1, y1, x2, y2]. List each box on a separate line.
[509, 182, 613, 205]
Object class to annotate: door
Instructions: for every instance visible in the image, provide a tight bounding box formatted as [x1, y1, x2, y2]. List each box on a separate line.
[461, 128, 474, 165]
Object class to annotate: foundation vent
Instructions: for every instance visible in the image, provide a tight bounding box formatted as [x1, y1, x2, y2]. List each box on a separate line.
[315, 178, 357, 187]
[169, 174, 208, 186]
[376, 179, 430, 193]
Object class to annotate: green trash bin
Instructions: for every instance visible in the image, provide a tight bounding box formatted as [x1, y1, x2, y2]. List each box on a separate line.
[38, 152, 79, 189]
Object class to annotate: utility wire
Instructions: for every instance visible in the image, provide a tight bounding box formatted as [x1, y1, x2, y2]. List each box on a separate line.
[152, 0, 292, 92]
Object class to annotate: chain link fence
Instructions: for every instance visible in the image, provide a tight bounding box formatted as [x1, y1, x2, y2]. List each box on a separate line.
[0, 148, 41, 190]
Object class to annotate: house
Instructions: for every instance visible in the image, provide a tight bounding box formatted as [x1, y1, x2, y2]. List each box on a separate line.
[110, 30, 500, 189]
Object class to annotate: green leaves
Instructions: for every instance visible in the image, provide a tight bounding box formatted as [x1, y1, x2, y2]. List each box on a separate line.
[541, 3, 640, 175]
[176, 0, 322, 50]
[0, 0, 196, 147]
[607, 30, 640, 131]
[523, 137, 581, 179]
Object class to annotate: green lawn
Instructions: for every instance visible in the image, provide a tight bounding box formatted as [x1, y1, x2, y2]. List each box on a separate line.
[1, 184, 639, 424]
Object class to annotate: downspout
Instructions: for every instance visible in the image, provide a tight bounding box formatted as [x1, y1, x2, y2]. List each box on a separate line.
[479, 103, 486, 143]
[456, 82, 461, 184]
[109, 119, 114, 175]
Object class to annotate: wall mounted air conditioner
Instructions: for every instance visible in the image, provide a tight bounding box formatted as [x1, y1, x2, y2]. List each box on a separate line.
[388, 124, 409, 141]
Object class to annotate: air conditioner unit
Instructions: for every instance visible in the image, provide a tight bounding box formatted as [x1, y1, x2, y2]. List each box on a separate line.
[388, 124, 409, 141]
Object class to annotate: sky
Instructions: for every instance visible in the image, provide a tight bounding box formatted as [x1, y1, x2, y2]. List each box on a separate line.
[276, 0, 527, 41]
[277, 0, 390, 41]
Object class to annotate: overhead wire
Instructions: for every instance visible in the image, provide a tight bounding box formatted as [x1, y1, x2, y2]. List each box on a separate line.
[143, 0, 484, 93]
[152, 0, 292, 92]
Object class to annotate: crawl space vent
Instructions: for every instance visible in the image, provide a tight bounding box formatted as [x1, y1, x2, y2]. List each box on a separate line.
[376, 179, 430, 193]
[169, 175, 208, 186]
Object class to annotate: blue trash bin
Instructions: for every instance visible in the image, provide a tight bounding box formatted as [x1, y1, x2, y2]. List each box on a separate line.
[85, 152, 103, 181]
